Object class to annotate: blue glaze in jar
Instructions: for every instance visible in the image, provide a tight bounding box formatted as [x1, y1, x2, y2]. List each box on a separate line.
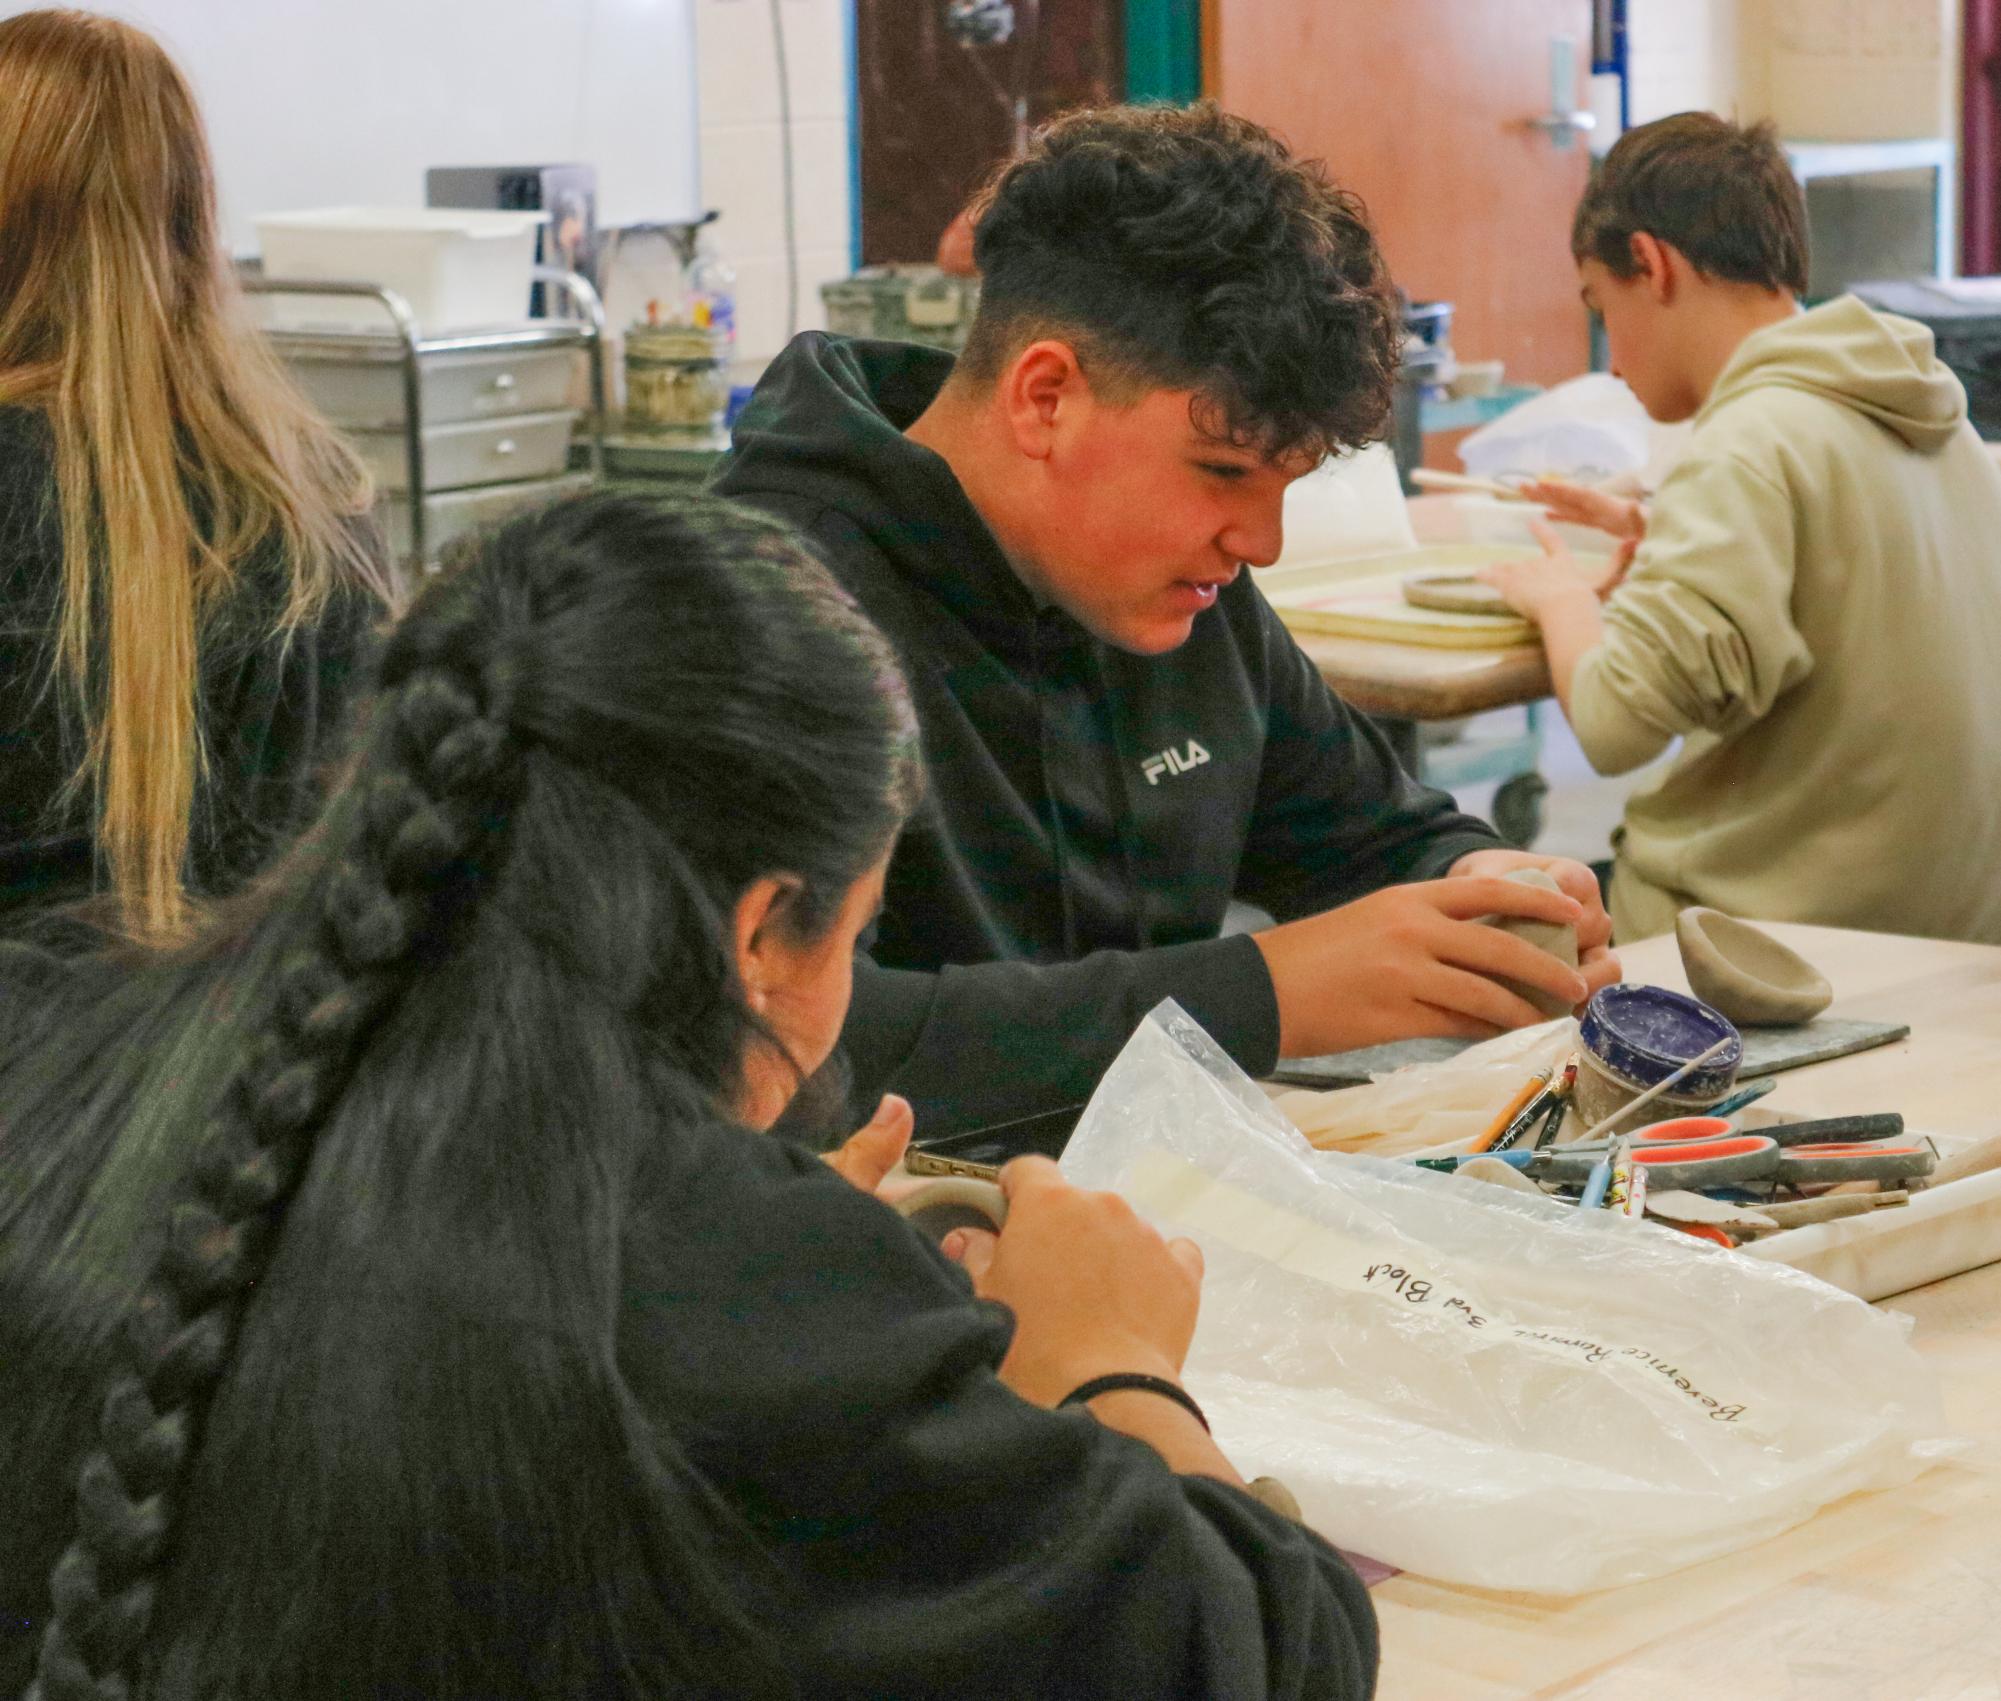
[1580, 985, 1742, 1099]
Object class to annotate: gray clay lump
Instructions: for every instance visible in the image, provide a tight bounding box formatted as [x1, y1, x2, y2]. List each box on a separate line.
[1483, 866, 1579, 1018]
[1675, 907, 1832, 1027]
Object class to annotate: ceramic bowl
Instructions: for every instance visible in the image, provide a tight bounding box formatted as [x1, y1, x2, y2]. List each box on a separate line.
[1675, 907, 1832, 1027]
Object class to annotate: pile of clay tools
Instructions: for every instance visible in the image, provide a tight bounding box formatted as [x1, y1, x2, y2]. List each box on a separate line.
[1412, 1049, 1936, 1246]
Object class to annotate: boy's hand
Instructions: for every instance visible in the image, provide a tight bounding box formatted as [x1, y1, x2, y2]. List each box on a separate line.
[1519, 476, 1647, 543]
[1480, 519, 1632, 619]
[1253, 876, 1596, 1056]
[1448, 847, 1619, 994]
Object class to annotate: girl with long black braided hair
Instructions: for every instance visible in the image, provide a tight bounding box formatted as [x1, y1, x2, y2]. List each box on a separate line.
[0, 492, 1378, 1700]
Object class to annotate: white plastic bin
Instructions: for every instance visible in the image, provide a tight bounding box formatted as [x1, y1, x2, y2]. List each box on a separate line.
[255, 208, 546, 334]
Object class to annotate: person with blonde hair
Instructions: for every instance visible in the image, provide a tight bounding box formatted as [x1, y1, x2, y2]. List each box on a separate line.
[0, 8, 391, 938]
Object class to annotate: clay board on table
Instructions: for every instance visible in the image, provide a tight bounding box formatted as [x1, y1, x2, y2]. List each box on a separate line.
[1260, 544, 1550, 648]
[1267, 1017, 1910, 1091]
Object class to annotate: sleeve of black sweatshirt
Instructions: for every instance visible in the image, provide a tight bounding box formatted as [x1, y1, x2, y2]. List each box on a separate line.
[837, 601, 1500, 1137]
[843, 933, 1278, 1136]
[623, 1130, 1379, 1701]
[1233, 594, 1501, 923]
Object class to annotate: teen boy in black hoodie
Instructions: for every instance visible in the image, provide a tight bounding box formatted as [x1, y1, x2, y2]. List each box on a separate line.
[716, 104, 1618, 1138]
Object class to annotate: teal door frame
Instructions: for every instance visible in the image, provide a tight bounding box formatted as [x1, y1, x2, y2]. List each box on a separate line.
[1125, 0, 1201, 103]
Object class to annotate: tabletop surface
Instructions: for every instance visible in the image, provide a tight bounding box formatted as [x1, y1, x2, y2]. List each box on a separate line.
[1370, 923, 2001, 1699]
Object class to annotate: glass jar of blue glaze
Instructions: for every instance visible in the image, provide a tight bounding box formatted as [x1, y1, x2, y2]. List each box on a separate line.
[1572, 985, 1742, 1135]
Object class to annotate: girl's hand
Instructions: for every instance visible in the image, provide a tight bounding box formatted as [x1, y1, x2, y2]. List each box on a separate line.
[822, 1093, 914, 1192]
[943, 1157, 1204, 1407]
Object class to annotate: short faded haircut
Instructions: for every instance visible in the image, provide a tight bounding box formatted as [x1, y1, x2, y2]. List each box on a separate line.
[1573, 112, 1808, 296]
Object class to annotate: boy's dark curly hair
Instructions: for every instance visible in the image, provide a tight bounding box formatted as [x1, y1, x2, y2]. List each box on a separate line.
[960, 101, 1401, 463]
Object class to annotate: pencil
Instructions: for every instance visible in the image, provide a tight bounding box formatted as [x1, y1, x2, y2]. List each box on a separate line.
[1468, 1068, 1553, 1155]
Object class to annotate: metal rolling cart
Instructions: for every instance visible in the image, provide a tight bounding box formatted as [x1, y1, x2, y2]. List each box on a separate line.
[246, 268, 608, 583]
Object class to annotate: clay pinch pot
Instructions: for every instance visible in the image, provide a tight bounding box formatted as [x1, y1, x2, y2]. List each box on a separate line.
[1401, 571, 1526, 620]
[1675, 908, 1832, 1028]
[893, 1177, 1007, 1243]
[1479, 865, 1580, 1019]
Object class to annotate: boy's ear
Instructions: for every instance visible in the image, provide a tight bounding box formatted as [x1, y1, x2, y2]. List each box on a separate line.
[1000, 339, 1088, 462]
[1629, 232, 1678, 304]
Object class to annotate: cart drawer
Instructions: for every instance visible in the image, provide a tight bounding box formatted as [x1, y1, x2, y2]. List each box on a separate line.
[289, 344, 581, 428]
[353, 408, 577, 493]
[378, 471, 594, 562]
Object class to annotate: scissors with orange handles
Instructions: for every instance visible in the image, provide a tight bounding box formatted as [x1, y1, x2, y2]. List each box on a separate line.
[1531, 1131, 1936, 1193]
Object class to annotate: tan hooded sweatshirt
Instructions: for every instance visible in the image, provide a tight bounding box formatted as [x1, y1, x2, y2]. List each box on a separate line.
[1571, 294, 2001, 944]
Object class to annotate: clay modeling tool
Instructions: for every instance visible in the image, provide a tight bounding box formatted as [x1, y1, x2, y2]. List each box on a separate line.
[1756, 1112, 1905, 1147]
[1736, 1190, 1910, 1235]
[1623, 1160, 1649, 1220]
[1704, 1078, 1777, 1119]
[1578, 1147, 1616, 1210]
[1469, 1067, 1553, 1154]
[1603, 1137, 1635, 1212]
[1521, 1057, 1578, 1150]
[1531, 1097, 1570, 1149]
[1408, 468, 1532, 500]
[1487, 1076, 1565, 1153]
[1414, 1150, 1538, 1174]
[1571, 1035, 1735, 1146]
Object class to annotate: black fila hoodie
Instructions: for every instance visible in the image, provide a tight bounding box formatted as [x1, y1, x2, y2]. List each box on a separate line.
[713, 334, 1500, 1137]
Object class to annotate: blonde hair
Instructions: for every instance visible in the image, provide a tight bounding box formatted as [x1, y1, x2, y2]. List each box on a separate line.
[0, 9, 386, 937]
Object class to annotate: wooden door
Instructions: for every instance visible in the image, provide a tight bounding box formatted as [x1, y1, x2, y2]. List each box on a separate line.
[857, 1, 1125, 266]
[1210, 0, 1596, 450]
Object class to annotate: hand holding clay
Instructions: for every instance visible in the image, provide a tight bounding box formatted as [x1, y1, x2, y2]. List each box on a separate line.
[1474, 865, 1582, 1018]
[943, 1155, 1203, 1408]
[1253, 875, 1592, 1055]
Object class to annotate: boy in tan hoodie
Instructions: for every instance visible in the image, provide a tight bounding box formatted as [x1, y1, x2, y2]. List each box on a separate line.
[1483, 112, 2001, 945]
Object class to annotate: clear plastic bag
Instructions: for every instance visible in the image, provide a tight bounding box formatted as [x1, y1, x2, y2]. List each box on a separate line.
[1060, 1002, 1965, 1593]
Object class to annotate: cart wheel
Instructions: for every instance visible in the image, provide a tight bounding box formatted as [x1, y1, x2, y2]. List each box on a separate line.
[1492, 772, 1548, 848]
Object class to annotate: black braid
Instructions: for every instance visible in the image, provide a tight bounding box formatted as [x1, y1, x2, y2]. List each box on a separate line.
[26, 630, 518, 1701]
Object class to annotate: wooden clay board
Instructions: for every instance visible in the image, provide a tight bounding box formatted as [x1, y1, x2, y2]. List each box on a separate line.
[1260, 544, 1556, 649]
[1267, 1017, 1910, 1091]
[1401, 572, 1522, 618]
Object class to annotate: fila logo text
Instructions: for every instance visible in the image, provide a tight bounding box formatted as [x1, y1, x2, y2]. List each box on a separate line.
[1141, 739, 1211, 786]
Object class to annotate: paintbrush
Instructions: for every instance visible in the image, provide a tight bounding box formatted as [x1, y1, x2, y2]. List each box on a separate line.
[1572, 1036, 1735, 1146]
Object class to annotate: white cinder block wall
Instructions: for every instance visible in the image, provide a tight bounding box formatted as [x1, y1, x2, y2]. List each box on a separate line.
[694, 0, 856, 369]
[1624, 0, 1956, 140]
[1626, 0, 1742, 125]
